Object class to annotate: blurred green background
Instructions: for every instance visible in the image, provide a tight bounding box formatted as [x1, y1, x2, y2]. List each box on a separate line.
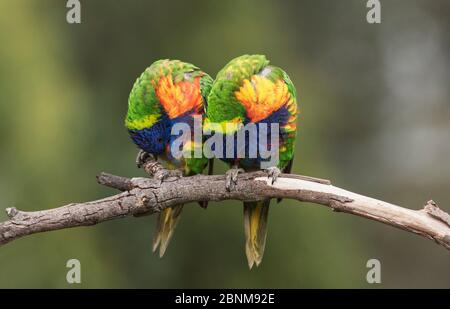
[0, 0, 449, 288]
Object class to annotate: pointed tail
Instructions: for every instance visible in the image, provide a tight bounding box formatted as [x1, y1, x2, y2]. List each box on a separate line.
[243, 200, 270, 269]
[152, 205, 183, 257]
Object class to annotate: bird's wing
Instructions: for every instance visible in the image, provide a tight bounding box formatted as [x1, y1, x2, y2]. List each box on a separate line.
[206, 54, 269, 125]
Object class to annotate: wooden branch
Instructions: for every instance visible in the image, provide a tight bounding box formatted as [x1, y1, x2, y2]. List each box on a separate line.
[1, 162, 449, 250]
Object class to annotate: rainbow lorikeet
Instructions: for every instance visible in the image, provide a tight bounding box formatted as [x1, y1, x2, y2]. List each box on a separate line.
[125, 59, 213, 257]
[205, 55, 298, 268]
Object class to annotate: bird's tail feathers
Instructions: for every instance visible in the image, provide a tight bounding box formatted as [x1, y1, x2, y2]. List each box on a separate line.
[152, 205, 183, 257]
[243, 200, 270, 269]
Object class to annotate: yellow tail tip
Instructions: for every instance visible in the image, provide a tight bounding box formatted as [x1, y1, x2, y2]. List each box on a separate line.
[151, 205, 183, 258]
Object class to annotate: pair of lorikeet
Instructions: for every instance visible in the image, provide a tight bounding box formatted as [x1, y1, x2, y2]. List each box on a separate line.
[125, 55, 298, 268]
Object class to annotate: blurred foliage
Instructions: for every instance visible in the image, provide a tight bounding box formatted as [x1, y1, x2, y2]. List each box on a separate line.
[0, 0, 449, 288]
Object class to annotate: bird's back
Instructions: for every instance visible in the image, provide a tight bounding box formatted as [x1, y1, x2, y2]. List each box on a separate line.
[126, 59, 212, 174]
[206, 55, 298, 170]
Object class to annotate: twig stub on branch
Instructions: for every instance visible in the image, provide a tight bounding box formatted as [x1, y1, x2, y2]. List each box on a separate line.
[424, 200, 450, 227]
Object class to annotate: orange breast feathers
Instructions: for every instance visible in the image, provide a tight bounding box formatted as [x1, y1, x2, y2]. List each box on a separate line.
[234, 75, 293, 123]
[155, 75, 203, 119]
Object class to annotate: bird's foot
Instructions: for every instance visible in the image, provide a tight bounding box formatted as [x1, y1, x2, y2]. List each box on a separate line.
[225, 167, 244, 191]
[136, 150, 156, 168]
[136, 150, 182, 184]
[264, 166, 281, 185]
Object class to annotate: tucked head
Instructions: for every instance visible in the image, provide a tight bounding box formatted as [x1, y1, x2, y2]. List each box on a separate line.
[125, 59, 212, 157]
[128, 116, 171, 155]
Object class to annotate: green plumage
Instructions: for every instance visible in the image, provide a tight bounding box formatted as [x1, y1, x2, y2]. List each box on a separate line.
[125, 59, 209, 129]
[206, 55, 269, 123]
[206, 54, 297, 171]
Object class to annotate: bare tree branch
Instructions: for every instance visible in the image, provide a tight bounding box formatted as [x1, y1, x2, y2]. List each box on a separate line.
[1, 159, 449, 250]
